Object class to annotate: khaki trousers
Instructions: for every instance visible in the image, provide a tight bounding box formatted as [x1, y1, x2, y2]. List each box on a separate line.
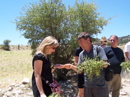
[107, 74, 121, 97]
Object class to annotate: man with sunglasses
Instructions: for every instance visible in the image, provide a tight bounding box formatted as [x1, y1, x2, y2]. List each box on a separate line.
[104, 35, 125, 97]
[100, 37, 108, 48]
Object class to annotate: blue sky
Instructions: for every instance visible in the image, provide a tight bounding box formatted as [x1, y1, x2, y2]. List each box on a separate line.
[0, 0, 130, 45]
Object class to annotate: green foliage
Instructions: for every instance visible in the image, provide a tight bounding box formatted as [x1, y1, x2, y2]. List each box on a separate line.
[2, 40, 11, 51]
[76, 57, 109, 80]
[15, 0, 110, 81]
[68, 1, 110, 35]
[120, 61, 130, 73]
[15, 0, 110, 62]
[106, 41, 110, 46]
[49, 93, 60, 97]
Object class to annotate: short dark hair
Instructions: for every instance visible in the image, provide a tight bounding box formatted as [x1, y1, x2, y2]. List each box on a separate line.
[78, 32, 92, 42]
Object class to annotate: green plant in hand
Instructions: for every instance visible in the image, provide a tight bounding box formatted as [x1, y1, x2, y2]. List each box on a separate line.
[120, 61, 130, 73]
[76, 57, 108, 80]
[48, 93, 60, 97]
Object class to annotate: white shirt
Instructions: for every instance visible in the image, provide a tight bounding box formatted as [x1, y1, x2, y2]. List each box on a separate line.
[124, 42, 130, 59]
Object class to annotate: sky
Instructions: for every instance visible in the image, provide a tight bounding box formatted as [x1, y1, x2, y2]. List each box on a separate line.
[0, 0, 130, 45]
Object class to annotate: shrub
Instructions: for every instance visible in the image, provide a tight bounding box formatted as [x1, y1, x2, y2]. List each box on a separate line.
[2, 40, 11, 51]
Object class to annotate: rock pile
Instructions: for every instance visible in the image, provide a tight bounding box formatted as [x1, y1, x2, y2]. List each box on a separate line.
[0, 74, 130, 97]
[0, 78, 32, 97]
[0, 75, 78, 97]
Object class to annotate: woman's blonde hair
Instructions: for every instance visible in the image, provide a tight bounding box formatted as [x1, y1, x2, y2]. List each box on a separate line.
[36, 36, 59, 54]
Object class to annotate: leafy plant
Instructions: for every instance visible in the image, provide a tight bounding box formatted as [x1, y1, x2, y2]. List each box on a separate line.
[120, 61, 130, 73]
[76, 57, 109, 80]
[15, 0, 110, 81]
[49, 93, 60, 97]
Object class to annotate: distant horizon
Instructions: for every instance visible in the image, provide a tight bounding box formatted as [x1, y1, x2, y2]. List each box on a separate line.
[1, 34, 129, 46]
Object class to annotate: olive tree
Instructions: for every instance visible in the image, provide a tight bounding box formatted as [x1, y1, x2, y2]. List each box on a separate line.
[15, 0, 110, 80]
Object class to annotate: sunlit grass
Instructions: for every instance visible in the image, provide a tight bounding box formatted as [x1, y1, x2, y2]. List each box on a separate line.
[0, 45, 125, 89]
[0, 50, 33, 88]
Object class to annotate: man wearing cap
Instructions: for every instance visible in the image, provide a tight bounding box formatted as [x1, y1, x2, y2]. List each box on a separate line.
[100, 37, 108, 48]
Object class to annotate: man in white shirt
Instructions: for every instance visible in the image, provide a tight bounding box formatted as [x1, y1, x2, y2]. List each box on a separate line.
[124, 42, 130, 61]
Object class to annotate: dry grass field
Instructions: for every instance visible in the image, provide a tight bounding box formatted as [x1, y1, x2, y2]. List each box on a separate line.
[0, 45, 125, 89]
[0, 49, 33, 88]
[1, 45, 130, 97]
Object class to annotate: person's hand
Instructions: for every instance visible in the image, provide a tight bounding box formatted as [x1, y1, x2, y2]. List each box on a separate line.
[54, 64, 72, 69]
[63, 64, 72, 69]
[103, 65, 108, 68]
[103, 62, 109, 68]
[40, 93, 46, 97]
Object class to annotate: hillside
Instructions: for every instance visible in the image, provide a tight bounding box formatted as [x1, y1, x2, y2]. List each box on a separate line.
[94, 35, 130, 46]
[119, 35, 130, 45]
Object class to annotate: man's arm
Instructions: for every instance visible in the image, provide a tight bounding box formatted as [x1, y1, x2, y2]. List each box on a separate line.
[73, 56, 79, 66]
[124, 43, 130, 61]
[125, 52, 130, 61]
[54, 63, 78, 72]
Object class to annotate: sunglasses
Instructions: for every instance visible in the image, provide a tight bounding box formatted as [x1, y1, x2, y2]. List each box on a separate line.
[104, 41, 107, 42]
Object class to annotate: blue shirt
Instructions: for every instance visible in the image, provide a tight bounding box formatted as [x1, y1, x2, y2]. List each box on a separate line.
[78, 45, 108, 87]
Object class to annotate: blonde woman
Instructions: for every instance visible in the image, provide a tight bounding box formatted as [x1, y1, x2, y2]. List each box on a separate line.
[32, 36, 59, 97]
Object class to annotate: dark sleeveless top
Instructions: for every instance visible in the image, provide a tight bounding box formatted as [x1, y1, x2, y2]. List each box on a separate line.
[32, 53, 52, 97]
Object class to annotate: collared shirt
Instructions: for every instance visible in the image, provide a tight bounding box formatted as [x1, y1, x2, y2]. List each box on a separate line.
[78, 45, 108, 87]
